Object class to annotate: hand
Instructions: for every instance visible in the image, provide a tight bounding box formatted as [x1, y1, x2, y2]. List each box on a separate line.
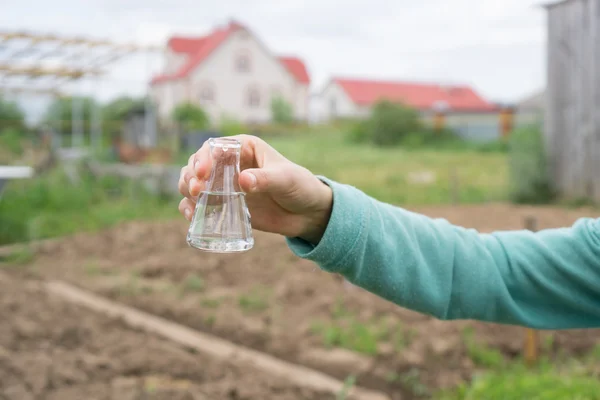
[178, 134, 333, 244]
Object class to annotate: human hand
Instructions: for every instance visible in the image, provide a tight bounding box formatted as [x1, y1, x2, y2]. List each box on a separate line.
[178, 134, 333, 244]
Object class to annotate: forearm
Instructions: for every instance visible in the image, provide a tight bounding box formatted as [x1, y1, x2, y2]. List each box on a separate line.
[287, 177, 600, 329]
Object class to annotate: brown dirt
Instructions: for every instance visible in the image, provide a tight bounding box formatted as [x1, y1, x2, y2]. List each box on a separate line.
[0, 274, 335, 400]
[5, 202, 600, 399]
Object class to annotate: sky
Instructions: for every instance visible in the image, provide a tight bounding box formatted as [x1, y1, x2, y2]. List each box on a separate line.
[0, 0, 548, 121]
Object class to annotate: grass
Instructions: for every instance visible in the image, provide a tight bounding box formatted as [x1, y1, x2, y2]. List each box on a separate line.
[462, 327, 506, 369]
[266, 131, 508, 206]
[311, 299, 407, 356]
[182, 273, 205, 293]
[0, 246, 35, 266]
[436, 361, 600, 400]
[0, 168, 179, 246]
[238, 285, 271, 313]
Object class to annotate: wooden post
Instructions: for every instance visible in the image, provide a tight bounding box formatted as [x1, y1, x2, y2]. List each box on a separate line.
[523, 216, 540, 366]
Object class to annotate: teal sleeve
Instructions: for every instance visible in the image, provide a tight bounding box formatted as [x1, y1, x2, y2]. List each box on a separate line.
[286, 177, 600, 330]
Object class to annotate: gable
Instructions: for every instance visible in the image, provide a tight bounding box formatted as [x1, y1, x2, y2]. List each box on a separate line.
[151, 21, 310, 86]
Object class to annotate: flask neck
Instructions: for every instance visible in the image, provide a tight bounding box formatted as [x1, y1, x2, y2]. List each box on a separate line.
[206, 138, 242, 194]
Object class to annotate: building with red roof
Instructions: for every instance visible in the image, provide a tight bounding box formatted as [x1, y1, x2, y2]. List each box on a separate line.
[320, 77, 504, 141]
[322, 77, 497, 119]
[150, 20, 311, 124]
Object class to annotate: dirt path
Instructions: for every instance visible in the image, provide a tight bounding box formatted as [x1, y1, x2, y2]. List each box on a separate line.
[0, 274, 338, 400]
[4, 203, 600, 399]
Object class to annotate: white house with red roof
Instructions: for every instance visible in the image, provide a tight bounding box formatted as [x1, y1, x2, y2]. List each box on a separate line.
[150, 20, 310, 125]
[321, 77, 497, 120]
[319, 77, 504, 140]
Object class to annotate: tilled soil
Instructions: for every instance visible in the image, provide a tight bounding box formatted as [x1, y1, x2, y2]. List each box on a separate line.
[7, 202, 600, 399]
[0, 274, 335, 400]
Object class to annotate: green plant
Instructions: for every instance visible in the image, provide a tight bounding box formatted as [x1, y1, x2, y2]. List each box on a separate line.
[219, 114, 246, 137]
[436, 363, 600, 400]
[462, 327, 505, 369]
[400, 368, 430, 397]
[0, 96, 25, 131]
[182, 274, 205, 293]
[336, 375, 356, 400]
[201, 297, 222, 308]
[238, 286, 270, 313]
[0, 246, 34, 266]
[172, 103, 210, 131]
[311, 318, 383, 355]
[270, 96, 294, 125]
[0, 128, 25, 155]
[368, 100, 422, 146]
[508, 125, 555, 204]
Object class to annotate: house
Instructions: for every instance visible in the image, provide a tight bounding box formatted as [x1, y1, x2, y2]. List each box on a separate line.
[150, 20, 311, 125]
[320, 77, 503, 141]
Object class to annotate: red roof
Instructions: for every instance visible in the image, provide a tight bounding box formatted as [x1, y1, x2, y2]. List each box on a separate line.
[333, 78, 496, 112]
[151, 21, 310, 86]
[278, 57, 310, 84]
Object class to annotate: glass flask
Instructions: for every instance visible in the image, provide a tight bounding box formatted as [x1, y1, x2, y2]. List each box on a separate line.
[186, 137, 254, 253]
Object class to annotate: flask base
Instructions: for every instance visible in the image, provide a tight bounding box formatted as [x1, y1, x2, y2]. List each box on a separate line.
[187, 236, 254, 253]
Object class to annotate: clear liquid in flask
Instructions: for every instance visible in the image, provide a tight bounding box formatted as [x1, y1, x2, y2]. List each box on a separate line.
[187, 191, 254, 252]
[185, 137, 254, 253]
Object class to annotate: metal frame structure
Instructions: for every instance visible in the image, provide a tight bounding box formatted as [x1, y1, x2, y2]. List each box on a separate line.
[0, 30, 162, 149]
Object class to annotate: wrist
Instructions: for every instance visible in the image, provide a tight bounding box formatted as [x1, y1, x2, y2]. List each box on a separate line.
[299, 180, 333, 245]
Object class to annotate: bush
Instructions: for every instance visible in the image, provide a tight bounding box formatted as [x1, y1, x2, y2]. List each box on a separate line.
[345, 100, 422, 146]
[219, 115, 246, 137]
[508, 125, 555, 204]
[270, 96, 294, 125]
[172, 103, 210, 131]
[0, 128, 24, 155]
[369, 100, 422, 146]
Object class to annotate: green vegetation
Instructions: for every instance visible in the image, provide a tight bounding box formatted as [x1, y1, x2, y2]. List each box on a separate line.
[201, 297, 222, 309]
[268, 130, 508, 205]
[182, 273, 205, 293]
[336, 375, 357, 400]
[219, 114, 246, 136]
[0, 128, 25, 156]
[172, 102, 210, 131]
[0, 246, 35, 267]
[311, 299, 407, 356]
[0, 169, 177, 246]
[238, 285, 271, 313]
[0, 95, 26, 131]
[347, 100, 422, 146]
[270, 96, 294, 125]
[436, 362, 600, 400]
[462, 327, 506, 369]
[508, 124, 555, 204]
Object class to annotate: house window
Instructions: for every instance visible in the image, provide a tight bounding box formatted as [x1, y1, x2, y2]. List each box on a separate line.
[247, 87, 260, 108]
[199, 85, 215, 104]
[235, 51, 250, 72]
[330, 98, 337, 116]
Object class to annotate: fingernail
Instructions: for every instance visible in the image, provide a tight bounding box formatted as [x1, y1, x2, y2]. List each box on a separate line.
[189, 177, 198, 193]
[184, 208, 191, 220]
[247, 172, 257, 192]
[194, 161, 201, 173]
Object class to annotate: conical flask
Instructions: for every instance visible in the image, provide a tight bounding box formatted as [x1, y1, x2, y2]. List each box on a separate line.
[186, 137, 254, 253]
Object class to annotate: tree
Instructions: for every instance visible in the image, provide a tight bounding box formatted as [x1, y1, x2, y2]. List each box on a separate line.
[0, 96, 26, 131]
[270, 96, 294, 124]
[172, 103, 210, 131]
[102, 96, 148, 136]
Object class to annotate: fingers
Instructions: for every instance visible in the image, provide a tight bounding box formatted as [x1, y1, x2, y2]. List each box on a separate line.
[179, 197, 196, 221]
[239, 166, 293, 195]
[178, 140, 211, 199]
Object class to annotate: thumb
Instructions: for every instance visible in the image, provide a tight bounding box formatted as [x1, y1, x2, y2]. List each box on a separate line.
[240, 167, 289, 194]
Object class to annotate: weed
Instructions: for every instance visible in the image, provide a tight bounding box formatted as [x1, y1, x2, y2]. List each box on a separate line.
[204, 315, 216, 327]
[435, 362, 600, 400]
[182, 274, 205, 293]
[400, 368, 430, 397]
[312, 318, 382, 355]
[84, 260, 113, 276]
[201, 297, 222, 308]
[0, 246, 34, 266]
[336, 375, 356, 400]
[238, 286, 270, 313]
[462, 327, 505, 369]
